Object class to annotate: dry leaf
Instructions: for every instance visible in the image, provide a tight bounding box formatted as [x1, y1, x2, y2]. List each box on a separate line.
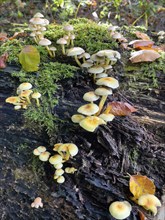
[129, 40, 154, 49]
[138, 210, 148, 220]
[135, 31, 151, 41]
[129, 175, 156, 200]
[0, 52, 8, 69]
[129, 50, 161, 63]
[0, 33, 8, 42]
[105, 101, 137, 116]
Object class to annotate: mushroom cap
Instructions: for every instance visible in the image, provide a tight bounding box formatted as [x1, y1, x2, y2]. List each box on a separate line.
[81, 61, 93, 68]
[29, 17, 45, 25]
[19, 89, 33, 97]
[54, 163, 63, 169]
[31, 197, 43, 208]
[91, 54, 105, 62]
[65, 167, 77, 174]
[83, 91, 100, 102]
[67, 144, 78, 156]
[63, 25, 74, 32]
[109, 201, 132, 220]
[88, 66, 104, 74]
[67, 47, 85, 56]
[14, 105, 22, 110]
[31, 92, 41, 99]
[33, 148, 41, 156]
[37, 146, 46, 153]
[70, 34, 75, 40]
[96, 50, 121, 59]
[33, 12, 44, 18]
[49, 46, 57, 51]
[71, 114, 85, 123]
[96, 77, 119, 89]
[55, 168, 64, 176]
[80, 116, 106, 132]
[112, 32, 123, 39]
[56, 38, 67, 45]
[39, 38, 51, 46]
[49, 154, 63, 165]
[53, 143, 63, 151]
[95, 73, 108, 79]
[99, 113, 115, 122]
[39, 151, 50, 161]
[78, 52, 90, 59]
[5, 96, 21, 105]
[18, 82, 32, 91]
[138, 194, 161, 215]
[77, 103, 99, 116]
[56, 175, 65, 184]
[95, 87, 113, 96]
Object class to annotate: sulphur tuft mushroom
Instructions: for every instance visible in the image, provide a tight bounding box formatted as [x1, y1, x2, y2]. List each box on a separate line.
[31, 92, 41, 107]
[77, 103, 99, 116]
[56, 175, 65, 184]
[71, 114, 85, 123]
[65, 167, 77, 174]
[49, 154, 63, 165]
[79, 116, 106, 132]
[39, 151, 50, 162]
[31, 197, 43, 208]
[109, 201, 132, 220]
[138, 194, 161, 216]
[67, 47, 85, 67]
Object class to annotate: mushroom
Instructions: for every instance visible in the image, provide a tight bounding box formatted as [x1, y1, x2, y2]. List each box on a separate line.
[83, 91, 100, 103]
[49, 47, 57, 57]
[31, 92, 41, 107]
[5, 96, 22, 106]
[77, 103, 99, 116]
[79, 116, 106, 132]
[109, 201, 132, 220]
[57, 143, 78, 160]
[65, 167, 77, 174]
[19, 89, 33, 104]
[67, 47, 85, 67]
[94, 87, 113, 115]
[56, 175, 65, 184]
[56, 38, 67, 55]
[96, 77, 119, 89]
[99, 113, 115, 122]
[49, 154, 63, 165]
[17, 82, 32, 94]
[55, 168, 64, 176]
[138, 194, 161, 216]
[31, 197, 43, 208]
[39, 151, 50, 161]
[38, 38, 52, 57]
[71, 114, 85, 123]
[54, 163, 63, 169]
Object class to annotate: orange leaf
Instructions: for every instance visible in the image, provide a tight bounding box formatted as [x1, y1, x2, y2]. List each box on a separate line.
[129, 50, 161, 63]
[135, 31, 151, 41]
[105, 101, 137, 116]
[129, 40, 154, 49]
[129, 175, 156, 200]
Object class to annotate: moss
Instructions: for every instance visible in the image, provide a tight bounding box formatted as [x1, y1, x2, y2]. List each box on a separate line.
[11, 62, 78, 138]
[45, 18, 118, 55]
[124, 54, 165, 89]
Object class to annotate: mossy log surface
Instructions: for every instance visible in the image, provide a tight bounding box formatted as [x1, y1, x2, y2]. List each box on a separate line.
[0, 65, 165, 220]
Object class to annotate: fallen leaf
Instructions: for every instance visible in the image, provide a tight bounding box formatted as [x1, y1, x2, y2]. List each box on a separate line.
[19, 45, 40, 72]
[138, 210, 148, 220]
[0, 52, 8, 69]
[105, 101, 137, 116]
[129, 50, 161, 63]
[129, 40, 154, 49]
[135, 31, 151, 41]
[129, 175, 156, 200]
[9, 31, 27, 40]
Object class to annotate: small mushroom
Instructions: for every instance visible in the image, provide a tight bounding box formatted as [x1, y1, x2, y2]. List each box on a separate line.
[67, 47, 85, 67]
[79, 116, 106, 132]
[71, 114, 85, 123]
[83, 91, 100, 103]
[49, 154, 63, 165]
[56, 175, 65, 184]
[19, 89, 33, 104]
[109, 201, 132, 220]
[31, 197, 43, 208]
[56, 38, 67, 55]
[38, 38, 52, 57]
[77, 103, 99, 116]
[96, 77, 119, 89]
[31, 92, 41, 107]
[55, 168, 64, 176]
[65, 167, 77, 174]
[39, 151, 50, 161]
[138, 194, 161, 216]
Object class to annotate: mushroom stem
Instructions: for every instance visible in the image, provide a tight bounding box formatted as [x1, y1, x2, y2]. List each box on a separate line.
[103, 103, 112, 114]
[96, 95, 108, 116]
[70, 39, 74, 47]
[61, 45, 66, 55]
[25, 96, 31, 104]
[46, 46, 53, 57]
[105, 58, 110, 65]
[74, 55, 82, 67]
[35, 98, 40, 107]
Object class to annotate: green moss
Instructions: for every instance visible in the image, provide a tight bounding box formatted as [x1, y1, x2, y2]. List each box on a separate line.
[0, 39, 23, 64]
[46, 18, 118, 55]
[12, 62, 78, 138]
[124, 54, 165, 89]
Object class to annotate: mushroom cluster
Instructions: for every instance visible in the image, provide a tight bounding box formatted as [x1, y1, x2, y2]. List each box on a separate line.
[71, 76, 119, 132]
[33, 143, 78, 184]
[108, 25, 128, 43]
[29, 13, 56, 57]
[5, 82, 42, 109]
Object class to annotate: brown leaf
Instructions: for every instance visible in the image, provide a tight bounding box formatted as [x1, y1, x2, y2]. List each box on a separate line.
[105, 101, 137, 116]
[135, 31, 151, 41]
[129, 175, 156, 200]
[0, 33, 8, 42]
[129, 50, 161, 63]
[129, 40, 154, 49]
[0, 52, 8, 69]
[138, 210, 148, 220]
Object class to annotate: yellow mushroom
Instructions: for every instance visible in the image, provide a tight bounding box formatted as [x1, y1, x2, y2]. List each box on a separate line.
[109, 201, 132, 220]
